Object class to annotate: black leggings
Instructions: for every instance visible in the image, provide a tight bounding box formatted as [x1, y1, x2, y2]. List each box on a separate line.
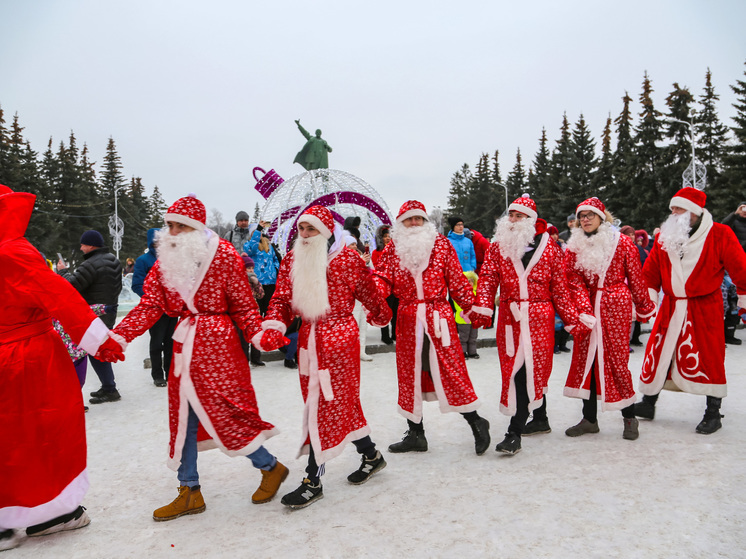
[305, 436, 377, 484]
[507, 366, 548, 435]
[582, 367, 635, 423]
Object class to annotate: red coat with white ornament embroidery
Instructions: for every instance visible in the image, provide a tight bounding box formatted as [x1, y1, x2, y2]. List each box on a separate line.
[265, 246, 391, 465]
[564, 232, 655, 411]
[475, 233, 580, 416]
[112, 236, 276, 469]
[375, 235, 480, 422]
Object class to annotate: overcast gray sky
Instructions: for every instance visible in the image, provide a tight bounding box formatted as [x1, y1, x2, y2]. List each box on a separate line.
[2, 0, 744, 226]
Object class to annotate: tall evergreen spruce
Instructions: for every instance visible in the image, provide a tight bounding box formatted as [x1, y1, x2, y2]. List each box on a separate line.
[99, 137, 128, 259]
[593, 115, 615, 199]
[463, 153, 501, 233]
[528, 128, 554, 221]
[696, 69, 735, 219]
[148, 185, 167, 227]
[504, 149, 527, 207]
[447, 163, 473, 219]
[629, 73, 666, 231]
[568, 113, 598, 206]
[491, 150, 505, 221]
[549, 113, 575, 224]
[723, 61, 746, 211]
[661, 83, 696, 215]
[608, 92, 636, 218]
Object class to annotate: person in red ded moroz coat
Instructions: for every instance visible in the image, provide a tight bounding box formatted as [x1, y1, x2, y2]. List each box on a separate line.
[0, 184, 120, 551]
[471, 194, 589, 455]
[634, 187, 746, 434]
[563, 197, 656, 441]
[374, 200, 491, 456]
[259, 206, 392, 509]
[102, 194, 288, 521]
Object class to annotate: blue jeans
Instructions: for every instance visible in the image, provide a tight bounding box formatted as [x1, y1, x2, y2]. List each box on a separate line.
[88, 355, 116, 391]
[177, 405, 276, 487]
[286, 332, 299, 361]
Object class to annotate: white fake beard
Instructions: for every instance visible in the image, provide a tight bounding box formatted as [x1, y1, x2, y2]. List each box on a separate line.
[492, 215, 537, 262]
[567, 221, 616, 277]
[391, 220, 437, 274]
[291, 234, 330, 321]
[156, 228, 210, 298]
[658, 211, 692, 258]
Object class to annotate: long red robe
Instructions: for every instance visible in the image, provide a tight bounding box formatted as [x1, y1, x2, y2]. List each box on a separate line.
[564, 232, 655, 410]
[1, 189, 108, 529]
[375, 235, 480, 421]
[264, 246, 391, 465]
[113, 235, 276, 470]
[640, 212, 746, 397]
[476, 233, 580, 415]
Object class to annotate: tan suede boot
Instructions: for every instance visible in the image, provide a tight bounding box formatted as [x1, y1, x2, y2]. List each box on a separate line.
[153, 486, 206, 522]
[252, 461, 289, 504]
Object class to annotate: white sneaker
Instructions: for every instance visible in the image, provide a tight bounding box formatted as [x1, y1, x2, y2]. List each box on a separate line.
[360, 353, 373, 362]
[0, 529, 22, 551]
[26, 506, 91, 537]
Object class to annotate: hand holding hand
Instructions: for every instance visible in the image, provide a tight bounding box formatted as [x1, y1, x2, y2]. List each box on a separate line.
[470, 314, 492, 329]
[571, 322, 592, 341]
[260, 329, 290, 352]
[94, 337, 125, 363]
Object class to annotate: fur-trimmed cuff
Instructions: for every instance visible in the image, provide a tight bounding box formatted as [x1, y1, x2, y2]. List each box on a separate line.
[579, 313, 596, 329]
[261, 320, 287, 335]
[636, 306, 656, 320]
[78, 318, 111, 355]
[648, 288, 659, 305]
[470, 306, 494, 317]
[368, 313, 390, 328]
[250, 331, 267, 352]
[565, 324, 575, 333]
[107, 331, 129, 351]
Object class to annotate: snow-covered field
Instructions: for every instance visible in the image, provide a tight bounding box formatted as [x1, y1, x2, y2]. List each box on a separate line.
[11, 327, 746, 558]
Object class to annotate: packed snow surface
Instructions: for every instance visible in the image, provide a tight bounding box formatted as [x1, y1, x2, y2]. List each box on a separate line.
[11, 328, 746, 558]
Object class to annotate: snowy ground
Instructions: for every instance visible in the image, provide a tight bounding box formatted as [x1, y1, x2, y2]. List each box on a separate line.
[11, 326, 746, 558]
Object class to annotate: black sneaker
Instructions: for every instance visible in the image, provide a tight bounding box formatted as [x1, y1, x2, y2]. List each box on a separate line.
[283, 359, 298, 369]
[469, 417, 491, 455]
[467, 353, 480, 359]
[89, 390, 121, 404]
[154, 379, 167, 387]
[388, 429, 428, 453]
[347, 451, 387, 485]
[495, 432, 522, 455]
[523, 418, 551, 436]
[89, 387, 105, 398]
[695, 413, 723, 434]
[251, 360, 266, 367]
[281, 479, 323, 509]
[559, 347, 571, 353]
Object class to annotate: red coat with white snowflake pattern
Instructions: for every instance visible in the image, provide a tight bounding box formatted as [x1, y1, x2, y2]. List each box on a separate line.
[564, 232, 655, 411]
[113, 235, 276, 470]
[375, 235, 480, 422]
[640, 213, 746, 398]
[265, 246, 391, 465]
[475, 233, 580, 416]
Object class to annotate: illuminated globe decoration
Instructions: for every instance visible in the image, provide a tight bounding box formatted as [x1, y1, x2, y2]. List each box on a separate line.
[253, 167, 392, 255]
[682, 158, 707, 191]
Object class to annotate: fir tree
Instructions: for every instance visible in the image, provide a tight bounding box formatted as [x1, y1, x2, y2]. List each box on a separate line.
[528, 128, 553, 219]
[148, 185, 167, 227]
[661, 83, 695, 209]
[629, 73, 666, 231]
[608, 92, 636, 218]
[99, 137, 128, 258]
[695, 68, 734, 219]
[567, 113, 598, 204]
[593, 115, 615, 197]
[723, 61, 746, 208]
[504, 148, 527, 206]
[447, 163, 473, 219]
[548, 113, 574, 225]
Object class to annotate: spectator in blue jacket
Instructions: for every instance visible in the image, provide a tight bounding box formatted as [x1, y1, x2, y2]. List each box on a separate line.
[242, 220, 281, 366]
[132, 228, 177, 387]
[446, 216, 476, 272]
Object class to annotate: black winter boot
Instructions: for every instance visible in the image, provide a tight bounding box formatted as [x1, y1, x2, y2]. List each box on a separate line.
[634, 394, 658, 420]
[388, 421, 428, 453]
[695, 396, 723, 434]
[725, 313, 742, 345]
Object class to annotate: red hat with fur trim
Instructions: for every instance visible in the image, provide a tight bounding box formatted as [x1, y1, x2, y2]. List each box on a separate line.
[576, 197, 606, 220]
[164, 194, 206, 230]
[396, 200, 428, 223]
[509, 193, 538, 220]
[298, 205, 334, 239]
[670, 187, 706, 216]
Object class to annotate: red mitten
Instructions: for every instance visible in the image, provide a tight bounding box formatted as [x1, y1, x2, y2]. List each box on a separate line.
[470, 314, 492, 329]
[570, 322, 591, 341]
[94, 337, 125, 363]
[739, 308, 746, 324]
[260, 329, 290, 352]
[367, 306, 393, 328]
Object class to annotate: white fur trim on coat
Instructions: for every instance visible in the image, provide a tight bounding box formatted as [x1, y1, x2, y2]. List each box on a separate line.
[77, 317, 110, 355]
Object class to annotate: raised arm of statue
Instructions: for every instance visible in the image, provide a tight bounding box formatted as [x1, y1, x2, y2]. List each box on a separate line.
[296, 120, 311, 140]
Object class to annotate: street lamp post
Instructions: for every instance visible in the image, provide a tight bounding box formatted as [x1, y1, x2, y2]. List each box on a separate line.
[496, 181, 509, 213]
[666, 117, 706, 190]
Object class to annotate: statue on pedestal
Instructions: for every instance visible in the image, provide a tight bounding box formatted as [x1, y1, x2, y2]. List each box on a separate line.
[293, 119, 332, 170]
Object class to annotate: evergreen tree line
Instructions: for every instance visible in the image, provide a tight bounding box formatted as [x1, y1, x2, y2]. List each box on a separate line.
[448, 63, 746, 235]
[0, 107, 168, 265]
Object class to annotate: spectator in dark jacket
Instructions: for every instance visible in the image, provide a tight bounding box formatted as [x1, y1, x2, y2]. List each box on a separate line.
[223, 210, 252, 255]
[57, 230, 123, 404]
[132, 228, 177, 387]
[722, 201, 746, 253]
